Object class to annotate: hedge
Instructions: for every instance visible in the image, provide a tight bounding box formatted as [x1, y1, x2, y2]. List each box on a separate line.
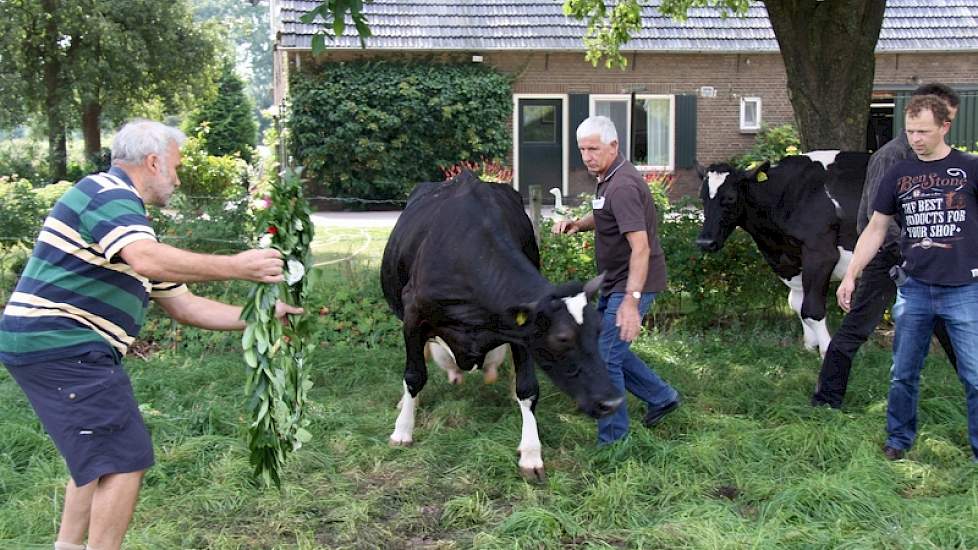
[288, 60, 512, 201]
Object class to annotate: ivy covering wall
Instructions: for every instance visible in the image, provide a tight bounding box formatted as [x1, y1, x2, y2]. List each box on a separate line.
[288, 60, 513, 201]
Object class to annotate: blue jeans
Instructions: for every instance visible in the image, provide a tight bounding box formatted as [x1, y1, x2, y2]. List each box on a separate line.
[596, 292, 679, 445]
[886, 277, 978, 458]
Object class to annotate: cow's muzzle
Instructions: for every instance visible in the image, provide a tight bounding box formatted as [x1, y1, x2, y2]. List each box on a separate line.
[696, 237, 720, 252]
[585, 396, 624, 418]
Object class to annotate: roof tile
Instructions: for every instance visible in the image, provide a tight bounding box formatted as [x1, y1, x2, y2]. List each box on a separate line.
[276, 0, 978, 52]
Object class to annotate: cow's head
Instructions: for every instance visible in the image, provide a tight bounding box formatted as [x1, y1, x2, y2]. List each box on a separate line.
[514, 273, 623, 419]
[696, 161, 769, 252]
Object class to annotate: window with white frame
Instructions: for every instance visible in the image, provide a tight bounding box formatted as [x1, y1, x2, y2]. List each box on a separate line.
[588, 94, 674, 171]
[740, 96, 762, 132]
[590, 95, 630, 156]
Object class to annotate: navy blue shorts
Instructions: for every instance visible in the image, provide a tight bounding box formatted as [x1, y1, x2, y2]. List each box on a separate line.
[4, 351, 154, 486]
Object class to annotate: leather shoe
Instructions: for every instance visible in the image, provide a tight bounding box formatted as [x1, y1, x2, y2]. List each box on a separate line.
[882, 445, 905, 461]
[643, 398, 680, 428]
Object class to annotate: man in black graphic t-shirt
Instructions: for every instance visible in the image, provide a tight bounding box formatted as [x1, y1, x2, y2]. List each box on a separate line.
[811, 83, 960, 409]
[838, 95, 978, 462]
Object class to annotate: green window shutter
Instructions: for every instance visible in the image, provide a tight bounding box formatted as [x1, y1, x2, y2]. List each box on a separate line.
[675, 94, 697, 169]
[893, 92, 909, 136]
[949, 91, 978, 149]
[569, 93, 589, 172]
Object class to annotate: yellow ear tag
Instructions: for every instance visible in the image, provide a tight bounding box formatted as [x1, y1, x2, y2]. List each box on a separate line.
[756, 172, 768, 182]
[516, 311, 528, 326]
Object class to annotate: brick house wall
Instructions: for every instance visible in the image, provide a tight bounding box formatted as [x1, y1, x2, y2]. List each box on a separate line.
[276, 48, 978, 199]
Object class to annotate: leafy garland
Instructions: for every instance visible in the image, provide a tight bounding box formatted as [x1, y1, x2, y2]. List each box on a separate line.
[240, 166, 314, 487]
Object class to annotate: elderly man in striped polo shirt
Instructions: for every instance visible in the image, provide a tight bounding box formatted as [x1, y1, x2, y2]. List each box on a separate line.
[0, 119, 302, 550]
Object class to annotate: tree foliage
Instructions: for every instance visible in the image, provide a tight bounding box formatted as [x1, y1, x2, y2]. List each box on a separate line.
[0, 0, 222, 178]
[563, 0, 886, 151]
[192, 0, 274, 110]
[301, 0, 373, 54]
[187, 63, 258, 163]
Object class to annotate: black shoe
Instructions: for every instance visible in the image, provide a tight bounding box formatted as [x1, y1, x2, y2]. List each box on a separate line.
[643, 398, 680, 428]
[882, 445, 905, 461]
[810, 397, 841, 410]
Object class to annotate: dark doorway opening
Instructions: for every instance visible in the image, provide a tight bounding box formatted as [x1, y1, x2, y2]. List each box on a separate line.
[867, 99, 894, 153]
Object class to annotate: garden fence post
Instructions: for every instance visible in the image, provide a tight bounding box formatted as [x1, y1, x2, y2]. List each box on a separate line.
[529, 184, 542, 245]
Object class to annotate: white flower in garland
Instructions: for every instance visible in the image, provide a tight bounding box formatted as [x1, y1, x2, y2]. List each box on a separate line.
[258, 233, 273, 249]
[286, 259, 305, 286]
[293, 219, 303, 232]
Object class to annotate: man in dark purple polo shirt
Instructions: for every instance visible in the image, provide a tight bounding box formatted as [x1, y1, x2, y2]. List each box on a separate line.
[553, 115, 680, 445]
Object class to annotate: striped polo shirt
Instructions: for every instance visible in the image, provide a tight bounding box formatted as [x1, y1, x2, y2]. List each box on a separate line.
[0, 167, 187, 366]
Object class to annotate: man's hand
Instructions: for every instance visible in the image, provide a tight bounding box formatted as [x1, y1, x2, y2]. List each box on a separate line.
[552, 219, 579, 235]
[233, 249, 285, 283]
[836, 276, 856, 313]
[274, 301, 304, 324]
[616, 298, 642, 342]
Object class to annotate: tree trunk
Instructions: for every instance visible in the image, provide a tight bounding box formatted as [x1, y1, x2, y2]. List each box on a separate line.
[82, 101, 102, 159]
[42, 0, 67, 182]
[765, 0, 886, 151]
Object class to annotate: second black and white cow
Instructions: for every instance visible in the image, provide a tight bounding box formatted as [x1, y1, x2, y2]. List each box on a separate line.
[380, 170, 622, 480]
[696, 151, 869, 355]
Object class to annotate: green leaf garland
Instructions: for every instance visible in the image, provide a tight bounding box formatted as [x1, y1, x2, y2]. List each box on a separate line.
[240, 166, 314, 487]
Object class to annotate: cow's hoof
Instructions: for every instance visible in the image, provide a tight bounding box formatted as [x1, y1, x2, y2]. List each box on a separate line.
[519, 466, 547, 483]
[389, 437, 413, 447]
[483, 368, 498, 385]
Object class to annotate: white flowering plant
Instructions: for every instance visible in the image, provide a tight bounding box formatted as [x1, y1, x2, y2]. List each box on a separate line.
[239, 165, 315, 487]
[148, 190, 252, 254]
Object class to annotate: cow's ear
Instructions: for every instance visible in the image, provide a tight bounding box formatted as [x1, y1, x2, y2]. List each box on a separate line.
[695, 162, 706, 180]
[583, 272, 605, 301]
[746, 160, 770, 182]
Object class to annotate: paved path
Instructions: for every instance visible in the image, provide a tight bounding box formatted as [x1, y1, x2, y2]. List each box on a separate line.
[310, 211, 401, 228]
[310, 207, 556, 228]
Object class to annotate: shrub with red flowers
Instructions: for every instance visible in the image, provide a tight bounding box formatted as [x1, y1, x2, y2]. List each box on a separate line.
[239, 165, 314, 487]
[441, 159, 513, 184]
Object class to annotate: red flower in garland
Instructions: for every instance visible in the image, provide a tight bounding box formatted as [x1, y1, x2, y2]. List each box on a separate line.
[267, 226, 278, 235]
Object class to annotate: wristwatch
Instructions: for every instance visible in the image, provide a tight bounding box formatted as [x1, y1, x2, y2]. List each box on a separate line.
[629, 291, 642, 300]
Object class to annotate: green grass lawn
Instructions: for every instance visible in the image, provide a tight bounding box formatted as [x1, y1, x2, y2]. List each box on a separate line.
[1, 226, 976, 548]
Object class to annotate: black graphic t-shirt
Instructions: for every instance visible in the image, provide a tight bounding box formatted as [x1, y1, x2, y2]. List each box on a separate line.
[873, 148, 978, 285]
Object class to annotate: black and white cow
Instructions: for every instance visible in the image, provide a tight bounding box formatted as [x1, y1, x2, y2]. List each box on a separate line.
[380, 170, 622, 480]
[696, 151, 869, 355]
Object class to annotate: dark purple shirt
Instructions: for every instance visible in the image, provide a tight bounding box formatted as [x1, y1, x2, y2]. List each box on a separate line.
[593, 156, 667, 295]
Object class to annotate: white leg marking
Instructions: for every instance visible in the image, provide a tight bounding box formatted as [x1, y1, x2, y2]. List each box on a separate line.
[782, 276, 818, 351]
[562, 292, 587, 325]
[428, 337, 463, 384]
[803, 317, 831, 357]
[516, 397, 544, 476]
[482, 344, 508, 384]
[390, 381, 417, 446]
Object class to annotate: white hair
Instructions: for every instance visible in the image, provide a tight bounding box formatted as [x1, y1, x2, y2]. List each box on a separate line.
[576, 116, 618, 145]
[111, 119, 186, 165]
